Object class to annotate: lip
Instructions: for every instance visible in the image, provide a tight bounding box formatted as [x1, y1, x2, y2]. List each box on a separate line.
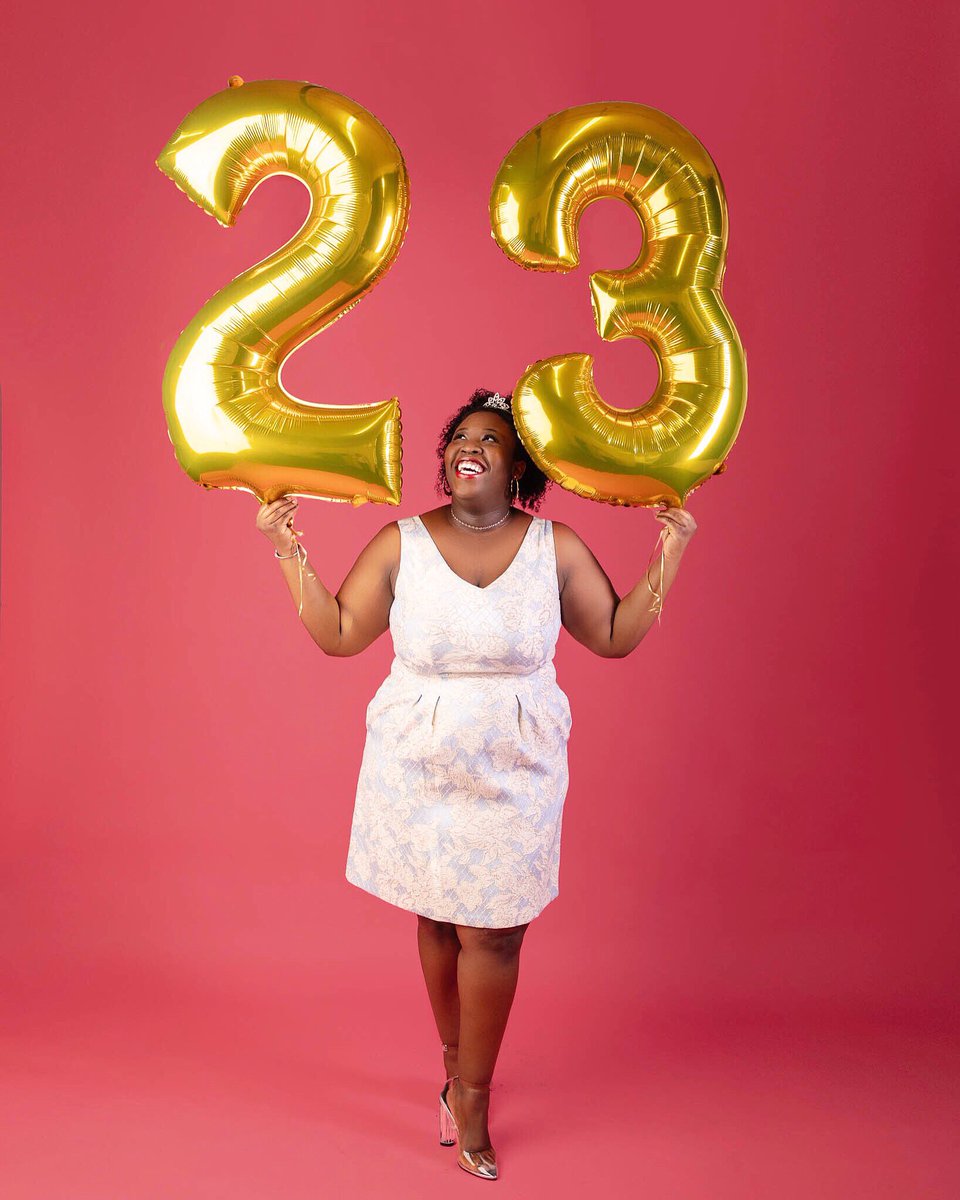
[453, 457, 487, 477]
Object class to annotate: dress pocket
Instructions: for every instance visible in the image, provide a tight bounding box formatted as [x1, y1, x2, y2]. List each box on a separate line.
[515, 690, 572, 743]
[366, 689, 422, 730]
[515, 693, 544, 744]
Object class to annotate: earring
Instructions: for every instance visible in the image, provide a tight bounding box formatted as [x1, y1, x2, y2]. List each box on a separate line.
[510, 476, 519, 503]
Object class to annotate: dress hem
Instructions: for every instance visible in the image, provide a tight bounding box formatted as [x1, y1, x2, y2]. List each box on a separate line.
[344, 869, 558, 928]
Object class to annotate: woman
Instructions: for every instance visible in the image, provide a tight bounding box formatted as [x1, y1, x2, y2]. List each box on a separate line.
[256, 388, 697, 1181]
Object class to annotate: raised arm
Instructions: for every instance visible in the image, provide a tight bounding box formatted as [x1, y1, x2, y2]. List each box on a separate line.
[554, 505, 697, 658]
[257, 498, 399, 657]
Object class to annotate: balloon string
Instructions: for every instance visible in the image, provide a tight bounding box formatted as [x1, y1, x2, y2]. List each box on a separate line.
[645, 527, 667, 625]
[287, 519, 315, 619]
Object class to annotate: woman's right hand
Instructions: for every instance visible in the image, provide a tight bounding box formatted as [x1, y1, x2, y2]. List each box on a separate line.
[256, 497, 299, 555]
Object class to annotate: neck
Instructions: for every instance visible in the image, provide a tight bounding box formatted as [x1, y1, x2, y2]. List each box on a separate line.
[449, 498, 512, 528]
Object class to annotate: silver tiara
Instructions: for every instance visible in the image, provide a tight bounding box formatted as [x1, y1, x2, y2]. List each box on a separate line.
[482, 392, 511, 412]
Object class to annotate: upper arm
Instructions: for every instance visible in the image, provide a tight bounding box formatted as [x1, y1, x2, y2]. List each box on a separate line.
[329, 521, 400, 656]
[553, 521, 620, 657]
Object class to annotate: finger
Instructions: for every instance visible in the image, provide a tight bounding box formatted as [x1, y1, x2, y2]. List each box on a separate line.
[266, 500, 298, 520]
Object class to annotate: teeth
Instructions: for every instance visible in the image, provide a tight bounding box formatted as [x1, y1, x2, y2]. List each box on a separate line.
[457, 461, 483, 474]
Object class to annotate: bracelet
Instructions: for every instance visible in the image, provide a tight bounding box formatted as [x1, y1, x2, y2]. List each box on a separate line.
[274, 545, 299, 559]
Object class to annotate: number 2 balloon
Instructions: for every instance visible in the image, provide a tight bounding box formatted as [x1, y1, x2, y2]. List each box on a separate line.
[157, 78, 408, 505]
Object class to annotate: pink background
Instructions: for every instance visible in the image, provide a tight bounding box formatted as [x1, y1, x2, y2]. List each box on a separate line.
[1, 1, 956, 1196]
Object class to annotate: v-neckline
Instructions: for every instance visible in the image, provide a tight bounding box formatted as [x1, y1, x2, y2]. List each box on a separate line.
[414, 514, 536, 592]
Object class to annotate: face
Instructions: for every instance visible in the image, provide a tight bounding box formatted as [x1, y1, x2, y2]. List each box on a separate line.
[443, 410, 525, 502]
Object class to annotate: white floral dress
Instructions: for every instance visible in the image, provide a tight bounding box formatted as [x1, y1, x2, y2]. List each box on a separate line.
[345, 514, 573, 927]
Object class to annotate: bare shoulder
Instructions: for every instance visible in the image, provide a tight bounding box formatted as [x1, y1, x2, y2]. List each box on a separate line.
[338, 518, 402, 598]
[550, 519, 591, 558]
[349, 518, 401, 574]
[371, 518, 401, 561]
[377, 518, 402, 540]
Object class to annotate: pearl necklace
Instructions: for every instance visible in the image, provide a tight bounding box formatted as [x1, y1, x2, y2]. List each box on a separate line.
[449, 505, 513, 532]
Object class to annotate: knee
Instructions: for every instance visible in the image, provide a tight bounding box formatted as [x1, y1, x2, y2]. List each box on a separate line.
[458, 923, 528, 961]
[417, 913, 458, 939]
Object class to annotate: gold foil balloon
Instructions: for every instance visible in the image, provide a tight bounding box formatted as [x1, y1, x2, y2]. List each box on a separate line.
[490, 102, 746, 506]
[157, 78, 409, 505]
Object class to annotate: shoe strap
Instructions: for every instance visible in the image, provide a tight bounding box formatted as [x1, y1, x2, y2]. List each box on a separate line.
[441, 1045, 492, 1091]
[455, 1075, 492, 1091]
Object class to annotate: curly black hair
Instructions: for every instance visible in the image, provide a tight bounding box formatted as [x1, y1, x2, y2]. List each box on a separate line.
[434, 389, 552, 512]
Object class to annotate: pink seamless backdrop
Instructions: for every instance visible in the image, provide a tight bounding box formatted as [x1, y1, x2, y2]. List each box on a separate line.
[1, 1, 956, 1196]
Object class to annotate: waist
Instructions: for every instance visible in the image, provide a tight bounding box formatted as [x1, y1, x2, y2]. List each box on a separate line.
[392, 658, 555, 681]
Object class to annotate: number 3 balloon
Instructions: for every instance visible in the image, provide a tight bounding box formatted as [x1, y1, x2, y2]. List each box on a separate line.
[490, 102, 747, 507]
[157, 78, 408, 505]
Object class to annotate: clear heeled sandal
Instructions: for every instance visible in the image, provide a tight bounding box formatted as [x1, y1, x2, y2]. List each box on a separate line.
[438, 1044, 498, 1181]
[439, 1042, 458, 1146]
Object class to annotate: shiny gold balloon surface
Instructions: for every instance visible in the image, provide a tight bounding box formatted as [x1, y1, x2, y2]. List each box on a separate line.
[490, 102, 746, 506]
[158, 79, 409, 505]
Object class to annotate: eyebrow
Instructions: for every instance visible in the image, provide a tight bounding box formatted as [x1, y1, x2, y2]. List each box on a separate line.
[454, 425, 502, 434]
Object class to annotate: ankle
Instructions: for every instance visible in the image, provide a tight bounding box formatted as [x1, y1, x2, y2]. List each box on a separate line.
[451, 1077, 492, 1112]
[456, 1076, 492, 1091]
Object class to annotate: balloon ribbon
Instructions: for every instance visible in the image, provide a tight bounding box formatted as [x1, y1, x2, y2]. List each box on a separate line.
[645, 528, 667, 625]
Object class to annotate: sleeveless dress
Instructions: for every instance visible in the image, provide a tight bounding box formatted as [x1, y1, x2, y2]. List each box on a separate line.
[345, 514, 573, 927]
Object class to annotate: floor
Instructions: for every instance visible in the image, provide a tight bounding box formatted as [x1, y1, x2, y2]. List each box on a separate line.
[2, 981, 956, 1199]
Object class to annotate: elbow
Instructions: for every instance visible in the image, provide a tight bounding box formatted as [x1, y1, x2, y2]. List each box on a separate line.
[312, 615, 350, 656]
[604, 638, 641, 659]
[320, 633, 366, 658]
[313, 631, 347, 657]
[596, 640, 629, 659]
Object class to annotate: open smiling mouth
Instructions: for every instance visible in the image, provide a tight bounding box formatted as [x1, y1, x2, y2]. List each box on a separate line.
[454, 460, 487, 479]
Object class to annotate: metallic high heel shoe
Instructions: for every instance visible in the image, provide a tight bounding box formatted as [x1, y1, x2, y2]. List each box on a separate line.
[438, 1076, 498, 1181]
[439, 1042, 458, 1146]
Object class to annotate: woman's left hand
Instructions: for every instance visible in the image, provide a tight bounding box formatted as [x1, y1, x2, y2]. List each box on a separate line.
[654, 503, 698, 560]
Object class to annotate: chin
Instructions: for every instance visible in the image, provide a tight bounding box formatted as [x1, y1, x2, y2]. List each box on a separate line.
[452, 484, 495, 496]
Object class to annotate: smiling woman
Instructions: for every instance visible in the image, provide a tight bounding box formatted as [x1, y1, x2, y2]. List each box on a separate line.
[254, 386, 698, 1180]
[433, 388, 551, 511]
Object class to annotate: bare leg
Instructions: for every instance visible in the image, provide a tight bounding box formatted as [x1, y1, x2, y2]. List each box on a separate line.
[449, 922, 529, 1152]
[416, 914, 462, 1080]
